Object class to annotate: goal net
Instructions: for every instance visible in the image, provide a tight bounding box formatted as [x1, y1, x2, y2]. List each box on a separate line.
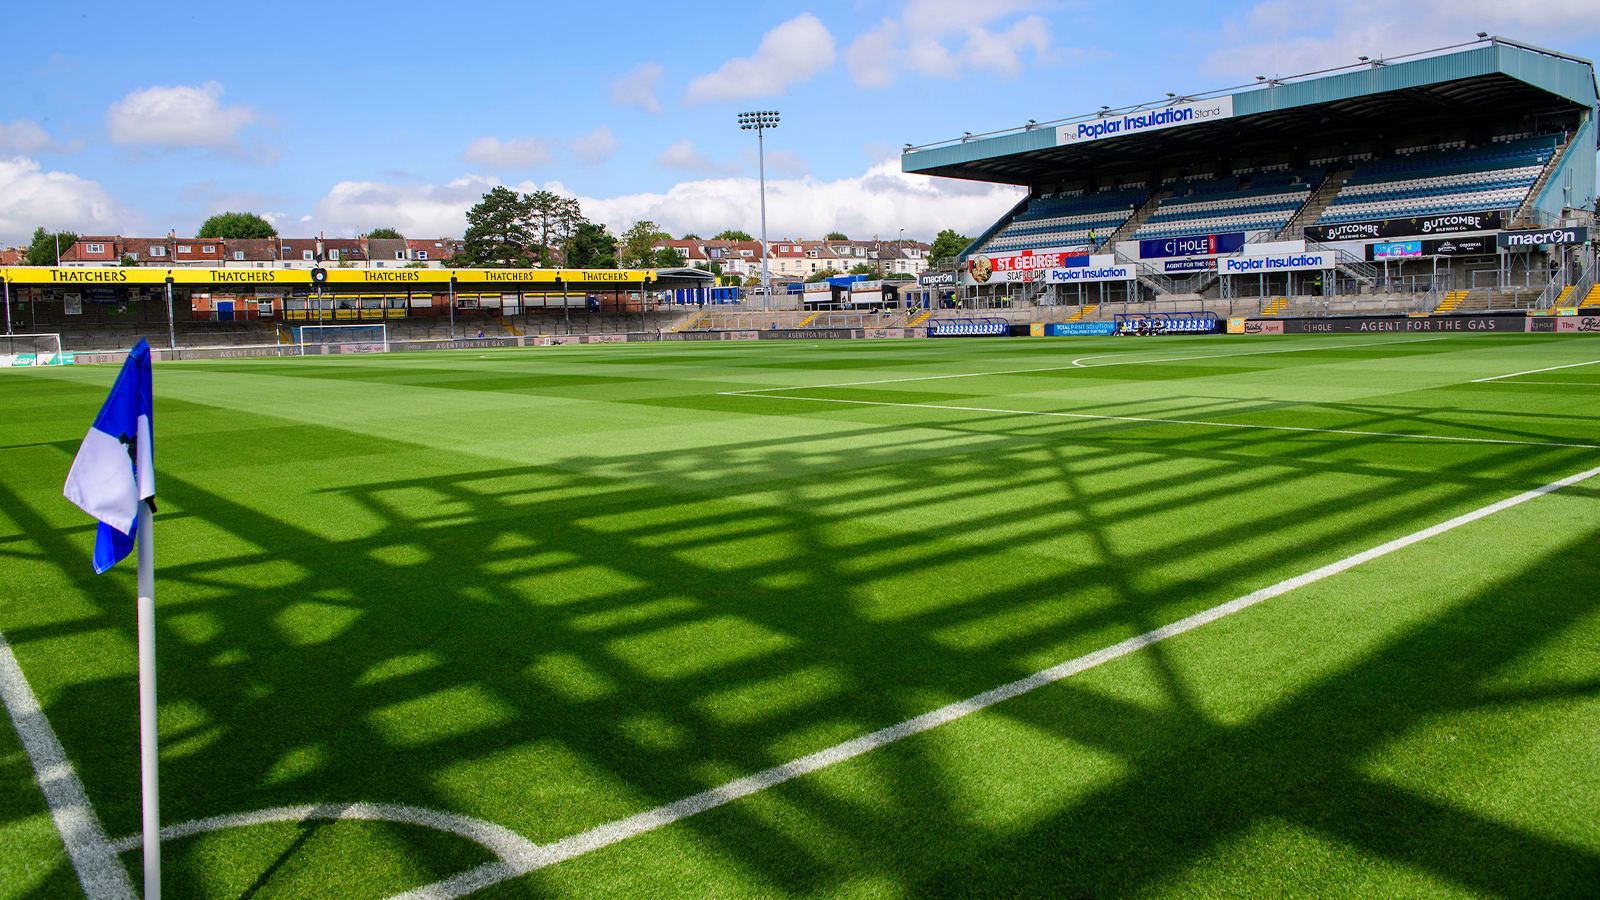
[1, 333, 66, 366]
[292, 324, 389, 355]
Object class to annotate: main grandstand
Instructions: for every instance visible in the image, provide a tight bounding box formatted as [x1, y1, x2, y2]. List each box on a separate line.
[903, 36, 1598, 315]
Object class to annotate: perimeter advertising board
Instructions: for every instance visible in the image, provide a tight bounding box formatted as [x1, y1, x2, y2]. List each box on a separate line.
[1238, 314, 1525, 334]
[966, 248, 1103, 284]
[1047, 322, 1118, 336]
[1497, 226, 1589, 248]
[1366, 237, 1495, 260]
[1139, 233, 1246, 259]
[1218, 252, 1334, 274]
[1056, 97, 1233, 146]
[1304, 211, 1502, 242]
[1046, 264, 1134, 284]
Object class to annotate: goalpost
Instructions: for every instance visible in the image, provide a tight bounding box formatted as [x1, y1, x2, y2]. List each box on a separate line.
[292, 324, 389, 355]
[1, 333, 66, 366]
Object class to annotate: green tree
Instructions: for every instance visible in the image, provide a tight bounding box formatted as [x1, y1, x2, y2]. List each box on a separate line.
[655, 246, 687, 268]
[848, 263, 878, 276]
[566, 222, 616, 269]
[714, 229, 754, 241]
[119, 255, 139, 267]
[619, 220, 663, 269]
[682, 232, 701, 240]
[805, 268, 841, 283]
[526, 190, 587, 266]
[825, 232, 848, 241]
[929, 229, 972, 263]
[196, 211, 277, 239]
[26, 228, 76, 266]
[367, 228, 405, 240]
[460, 187, 537, 267]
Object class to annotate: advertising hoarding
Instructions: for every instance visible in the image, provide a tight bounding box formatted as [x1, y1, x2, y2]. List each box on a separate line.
[1138, 233, 1246, 259]
[1219, 252, 1334, 274]
[1056, 97, 1233, 146]
[966, 248, 1098, 284]
[1045, 265, 1134, 284]
[1303, 211, 1503, 242]
[1497, 226, 1589, 248]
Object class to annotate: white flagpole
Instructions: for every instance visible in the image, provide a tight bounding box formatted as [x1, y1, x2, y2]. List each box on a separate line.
[135, 500, 160, 899]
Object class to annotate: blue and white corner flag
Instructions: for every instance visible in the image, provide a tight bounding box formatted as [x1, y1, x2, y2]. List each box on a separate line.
[64, 339, 155, 573]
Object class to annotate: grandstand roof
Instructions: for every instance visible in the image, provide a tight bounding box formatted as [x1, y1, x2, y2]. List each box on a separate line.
[902, 39, 1598, 186]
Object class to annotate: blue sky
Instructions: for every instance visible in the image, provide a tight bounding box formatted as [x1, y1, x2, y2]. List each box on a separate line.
[2, 0, 1597, 246]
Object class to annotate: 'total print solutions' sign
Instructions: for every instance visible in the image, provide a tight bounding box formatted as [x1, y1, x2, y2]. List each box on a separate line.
[1057, 97, 1233, 146]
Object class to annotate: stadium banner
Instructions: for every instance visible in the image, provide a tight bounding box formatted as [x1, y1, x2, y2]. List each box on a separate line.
[860, 328, 911, 339]
[389, 337, 519, 352]
[1526, 314, 1600, 333]
[1366, 237, 1495, 260]
[1056, 96, 1233, 146]
[1238, 313, 1527, 335]
[1497, 226, 1589, 248]
[1138, 233, 1246, 259]
[759, 328, 854, 340]
[1164, 258, 1216, 273]
[918, 271, 958, 286]
[1046, 265, 1134, 283]
[1219, 252, 1334, 274]
[1304, 211, 1503, 242]
[1047, 322, 1118, 336]
[966, 247, 1099, 284]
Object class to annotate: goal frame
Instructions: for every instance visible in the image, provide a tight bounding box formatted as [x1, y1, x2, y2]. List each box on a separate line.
[292, 323, 389, 355]
[0, 333, 65, 366]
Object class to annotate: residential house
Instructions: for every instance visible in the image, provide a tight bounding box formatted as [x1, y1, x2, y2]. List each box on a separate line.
[173, 238, 226, 267]
[123, 237, 175, 266]
[405, 238, 455, 266]
[58, 236, 123, 266]
[221, 238, 280, 268]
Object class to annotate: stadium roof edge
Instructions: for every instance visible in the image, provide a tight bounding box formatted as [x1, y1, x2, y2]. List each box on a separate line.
[902, 38, 1598, 184]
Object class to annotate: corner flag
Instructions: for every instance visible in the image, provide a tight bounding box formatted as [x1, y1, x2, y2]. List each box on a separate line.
[64, 340, 155, 573]
[62, 338, 163, 899]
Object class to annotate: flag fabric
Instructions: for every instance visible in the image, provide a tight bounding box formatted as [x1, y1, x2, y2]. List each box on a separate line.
[64, 339, 155, 574]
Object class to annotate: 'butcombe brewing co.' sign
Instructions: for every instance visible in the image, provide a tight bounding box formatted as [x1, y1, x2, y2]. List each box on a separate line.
[1304, 211, 1503, 242]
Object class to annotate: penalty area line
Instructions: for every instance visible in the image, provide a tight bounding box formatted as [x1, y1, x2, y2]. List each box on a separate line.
[389, 461, 1600, 900]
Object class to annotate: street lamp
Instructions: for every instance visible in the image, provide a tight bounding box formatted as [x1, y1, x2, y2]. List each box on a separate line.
[739, 110, 779, 301]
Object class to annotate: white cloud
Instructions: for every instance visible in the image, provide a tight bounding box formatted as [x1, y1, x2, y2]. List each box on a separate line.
[571, 126, 619, 165]
[106, 82, 270, 160]
[0, 119, 84, 155]
[298, 161, 1022, 245]
[611, 62, 664, 114]
[656, 139, 743, 175]
[1204, 1, 1600, 77]
[738, 147, 810, 178]
[685, 14, 837, 105]
[576, 158, 1024, 243]
[844, 1, 1061, 87]
[310, 173, 508, 238]
[0, 155, 132, 245]
[462, 136, 556, 170]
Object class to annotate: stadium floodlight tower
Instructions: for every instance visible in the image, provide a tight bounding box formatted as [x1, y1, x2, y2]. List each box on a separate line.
[738, 110, 779, 301]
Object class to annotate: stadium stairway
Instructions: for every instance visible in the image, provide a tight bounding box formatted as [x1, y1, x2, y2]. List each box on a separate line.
[672, 309, 710, 332]
[1261, 297, 1291, 316]
[1431, 290, 1469, 314]
[907, 309, 932, 328]
[1512, 138, 1571, 228]
[1097, 192, 1166, 250]
[1063, 304, 1098, 322]
[1278, 169, 1350, 239]
[1554, 286, 1576, 307]
[494, 315, 523, 336]
[1581, 286, 1600, 308]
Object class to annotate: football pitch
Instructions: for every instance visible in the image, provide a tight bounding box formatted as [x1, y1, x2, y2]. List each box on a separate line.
[2, 332, 1598, 899]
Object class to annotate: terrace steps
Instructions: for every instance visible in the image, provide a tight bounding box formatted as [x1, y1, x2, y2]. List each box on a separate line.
[1064, 304, 1099, 322]
[1431, 290, 1469, 314]
[1581, 286, 1600, 308]
[1261, 297, 1291, 316]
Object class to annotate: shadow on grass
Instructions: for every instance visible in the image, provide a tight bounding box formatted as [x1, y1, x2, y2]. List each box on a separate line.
[2, 345, 1598, 899]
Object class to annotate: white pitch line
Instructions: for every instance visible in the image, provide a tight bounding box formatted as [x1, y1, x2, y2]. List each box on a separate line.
[720, 338, 1445, 395]
[0, 633, 137, 900]
[1470, 359, 1600, 383]
[389, 461, 1600, 900]
[720, 393, 1600, 451]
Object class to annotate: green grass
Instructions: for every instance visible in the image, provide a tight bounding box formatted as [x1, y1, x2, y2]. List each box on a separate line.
[2, 333, 1598, 899]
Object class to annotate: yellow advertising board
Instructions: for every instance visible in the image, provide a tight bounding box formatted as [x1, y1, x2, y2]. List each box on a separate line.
[1227, 317, 1246, 333]
[1, 266, 658, 287]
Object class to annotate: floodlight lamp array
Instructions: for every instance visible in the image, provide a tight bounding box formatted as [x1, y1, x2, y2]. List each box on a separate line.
[738, 111, 780, 130]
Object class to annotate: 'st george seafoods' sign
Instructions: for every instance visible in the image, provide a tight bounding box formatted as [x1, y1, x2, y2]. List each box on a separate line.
[966, 248, 1103, 284]
[1304, 211, 1503, 242]
[1057, 97, 1233, 146]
